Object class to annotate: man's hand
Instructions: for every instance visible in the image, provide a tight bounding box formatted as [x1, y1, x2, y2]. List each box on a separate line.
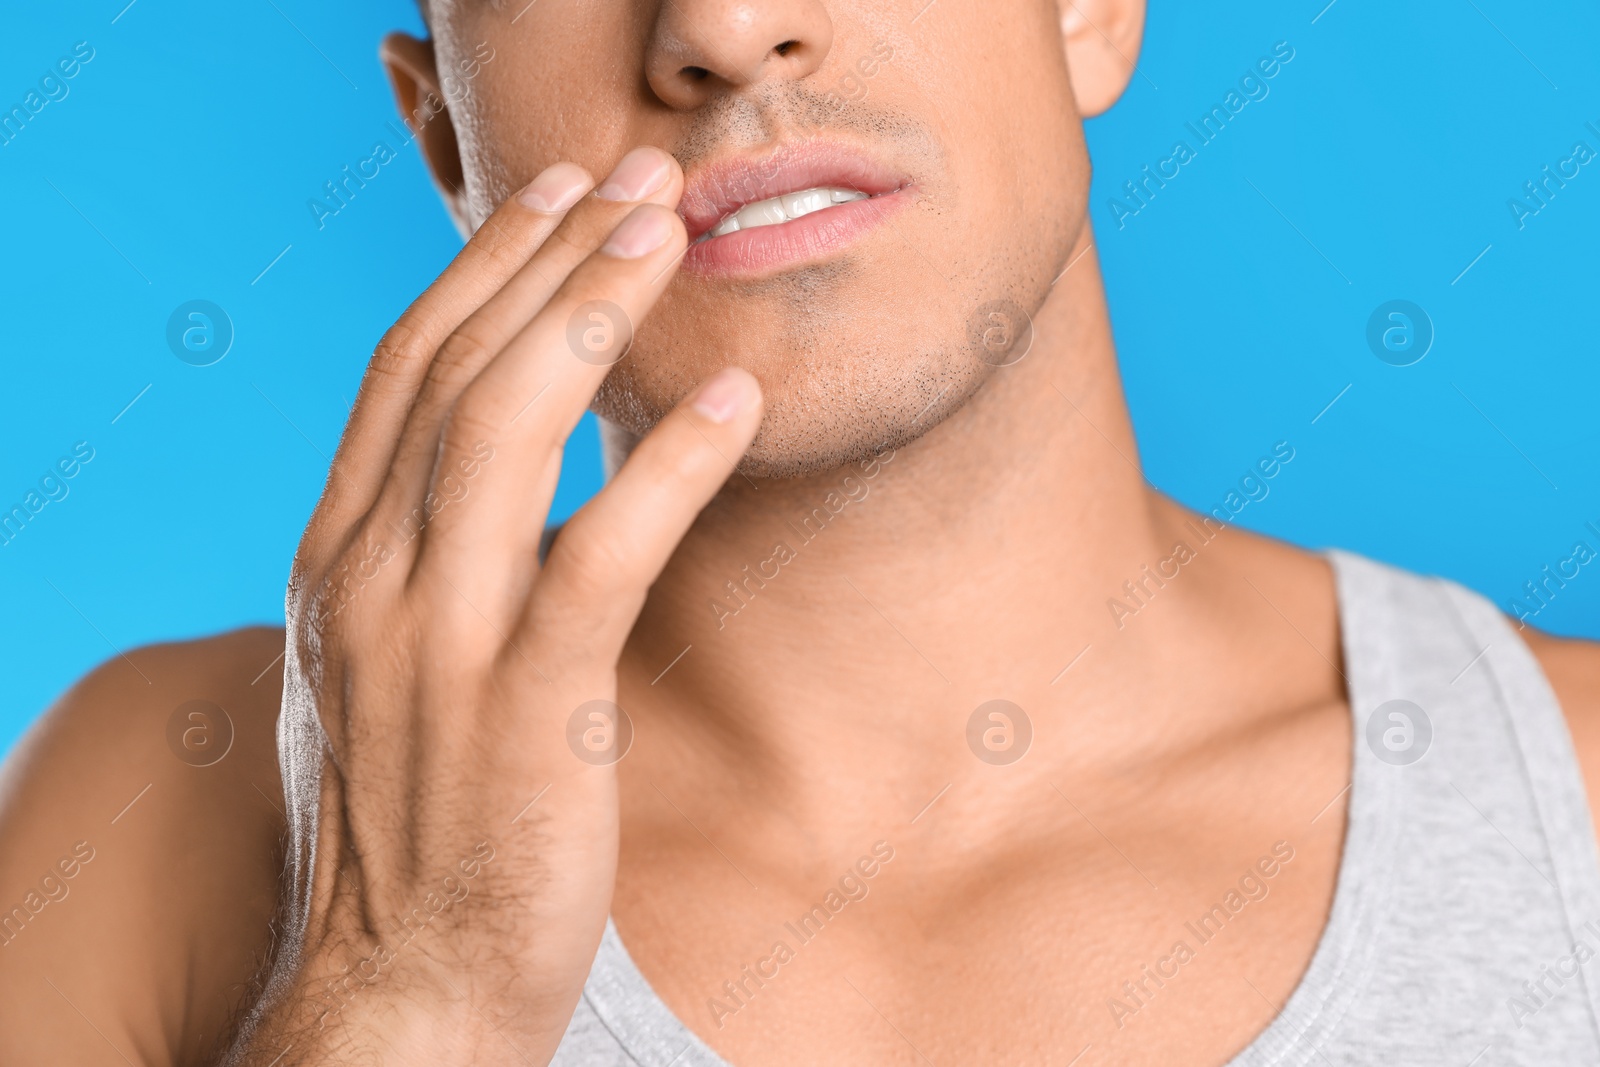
[226, 146, 763, 1066]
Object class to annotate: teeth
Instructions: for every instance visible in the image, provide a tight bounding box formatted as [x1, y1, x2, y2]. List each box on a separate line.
[697, 186, 871, 242]
[782, 188, 831, 218]
[735, 198, 790, 229]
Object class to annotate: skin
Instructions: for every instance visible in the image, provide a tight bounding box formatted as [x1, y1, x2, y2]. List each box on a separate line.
[1, 0, 1597, 1064]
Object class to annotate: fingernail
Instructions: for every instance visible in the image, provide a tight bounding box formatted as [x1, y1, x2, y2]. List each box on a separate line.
[601, 206, 675, 258]
[594, 147, 672, 202]
[518, 162, 591, 212]
[691, 369, 755, 424]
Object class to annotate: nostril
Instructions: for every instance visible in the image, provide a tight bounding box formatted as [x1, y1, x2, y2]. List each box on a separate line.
[772, 40, 799, 57]
[682, 65, 711, 81]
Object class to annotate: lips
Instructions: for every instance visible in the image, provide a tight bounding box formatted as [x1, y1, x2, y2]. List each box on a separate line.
[678, 141, 911, 277]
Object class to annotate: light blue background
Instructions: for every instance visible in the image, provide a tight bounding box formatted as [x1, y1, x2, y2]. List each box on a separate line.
[2, 0, 1596, 752]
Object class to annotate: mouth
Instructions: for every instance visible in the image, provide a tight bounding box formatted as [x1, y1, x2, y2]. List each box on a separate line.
[678, 141, 911, 278]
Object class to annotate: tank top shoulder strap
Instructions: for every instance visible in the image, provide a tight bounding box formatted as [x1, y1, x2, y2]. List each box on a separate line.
[1230, 551, 1600, 1066]
[1431, 559, 1600, 980]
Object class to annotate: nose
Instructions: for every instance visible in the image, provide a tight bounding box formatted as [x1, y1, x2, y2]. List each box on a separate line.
[644, 0, 834, 109]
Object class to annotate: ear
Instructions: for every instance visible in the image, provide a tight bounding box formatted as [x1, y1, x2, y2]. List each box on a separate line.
[1058, 0, 1146, 118]
[380, 32, 471, 233]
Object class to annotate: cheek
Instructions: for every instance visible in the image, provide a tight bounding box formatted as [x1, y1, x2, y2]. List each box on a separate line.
[892, 11, 1088, 279]
[447, 17, 646, 220]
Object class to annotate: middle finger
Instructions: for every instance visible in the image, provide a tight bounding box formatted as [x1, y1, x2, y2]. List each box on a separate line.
[382, 146, 684, 509]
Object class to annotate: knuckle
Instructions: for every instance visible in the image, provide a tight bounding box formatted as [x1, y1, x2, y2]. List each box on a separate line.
[464, 216, 535, 276]
[651, 435, 710, 485]
[291, 514, 405, 636]
[438, 400, 505, 462]
[361, 322, 435, 409]
[293, 499, 363, 585]
[547, 204, 627, 258]
[551, 526, 635, 602]
[428, 324, 499, 392]
[625, 428, 714, 497]
[370, 319, 426, 383]
[306, 551, 380, 632]
[294, 511, 345, 575]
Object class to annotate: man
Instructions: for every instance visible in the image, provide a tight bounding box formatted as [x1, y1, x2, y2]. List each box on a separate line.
[2, 1, 1598, 1064]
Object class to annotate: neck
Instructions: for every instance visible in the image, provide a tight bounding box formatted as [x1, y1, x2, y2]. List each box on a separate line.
[611, 233, 1218, 791]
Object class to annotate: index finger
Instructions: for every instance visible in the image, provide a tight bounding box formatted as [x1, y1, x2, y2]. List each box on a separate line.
[408, 203, 692, 610]
[309, 162, 594, 540]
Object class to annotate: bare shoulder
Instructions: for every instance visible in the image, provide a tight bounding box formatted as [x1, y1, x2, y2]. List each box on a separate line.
[0, 626, 288, 1066]
[1523, 627, 1600, 835]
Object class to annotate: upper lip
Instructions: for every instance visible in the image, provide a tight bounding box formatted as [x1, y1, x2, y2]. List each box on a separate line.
[678, 140, 908, 241]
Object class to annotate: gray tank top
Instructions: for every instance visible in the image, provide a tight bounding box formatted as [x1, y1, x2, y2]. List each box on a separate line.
[549, 550, 1600, 1065]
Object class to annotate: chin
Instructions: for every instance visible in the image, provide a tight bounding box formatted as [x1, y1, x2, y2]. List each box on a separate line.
[594, 309, 1000, 481]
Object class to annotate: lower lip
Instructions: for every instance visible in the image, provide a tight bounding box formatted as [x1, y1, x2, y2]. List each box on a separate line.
[682, 190, 910, 278]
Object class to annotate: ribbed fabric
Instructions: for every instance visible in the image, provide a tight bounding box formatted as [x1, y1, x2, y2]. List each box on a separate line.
[550, 551, 1600, 1065]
